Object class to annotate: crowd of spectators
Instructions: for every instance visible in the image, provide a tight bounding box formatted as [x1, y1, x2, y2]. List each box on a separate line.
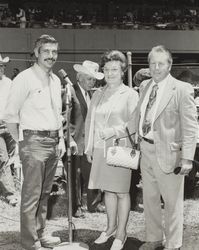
[1, 1, 199, 30]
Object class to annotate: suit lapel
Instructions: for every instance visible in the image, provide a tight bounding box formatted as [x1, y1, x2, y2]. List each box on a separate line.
[135, 79, 153, 130]
[154, 76, 175, 121]
[74, 84, 88, 120]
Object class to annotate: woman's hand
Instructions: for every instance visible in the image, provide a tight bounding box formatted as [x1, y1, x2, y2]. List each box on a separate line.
[99, 128, 115, 140]
[179, 159, 193, 175]
[86, 155, 93, 163]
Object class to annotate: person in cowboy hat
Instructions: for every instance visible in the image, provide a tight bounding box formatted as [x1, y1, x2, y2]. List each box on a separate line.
[64, 60, 105, 217]
[0, 54, 18, 206]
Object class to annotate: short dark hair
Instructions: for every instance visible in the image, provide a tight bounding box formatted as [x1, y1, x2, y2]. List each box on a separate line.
[34, 34, 58, 52]
[148, 45, 173, 65]
[101, 50, 127, 72]
[177, 70, 194, 84]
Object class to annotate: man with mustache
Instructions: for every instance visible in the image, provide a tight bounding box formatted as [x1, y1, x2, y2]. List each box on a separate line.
[4, 34, 65, 250]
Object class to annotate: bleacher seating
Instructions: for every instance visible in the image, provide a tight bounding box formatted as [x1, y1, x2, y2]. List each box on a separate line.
[1, 0, 199, 30]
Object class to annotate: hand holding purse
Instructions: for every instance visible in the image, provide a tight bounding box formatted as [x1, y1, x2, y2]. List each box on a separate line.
[106, 127, 140, 170]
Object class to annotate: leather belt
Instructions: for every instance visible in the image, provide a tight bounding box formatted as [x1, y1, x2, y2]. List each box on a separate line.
[23, 129, 59, 138]
[142, 137, 154, 144]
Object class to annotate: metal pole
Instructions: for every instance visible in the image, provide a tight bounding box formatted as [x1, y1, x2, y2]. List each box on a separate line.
[54, 81, 89, 250]
[65, 84, 73, 244]
[127, 51, 132, 88]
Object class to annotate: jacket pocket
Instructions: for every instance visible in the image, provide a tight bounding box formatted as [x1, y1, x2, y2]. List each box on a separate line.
[170, 142, 182, 151]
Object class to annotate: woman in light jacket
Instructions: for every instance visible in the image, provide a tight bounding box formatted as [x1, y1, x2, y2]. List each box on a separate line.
[85, 50, 139, 250]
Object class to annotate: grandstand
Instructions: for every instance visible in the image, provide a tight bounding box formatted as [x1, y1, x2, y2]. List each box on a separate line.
[0, 0, 199, 30]
[0, 0, 199, 84]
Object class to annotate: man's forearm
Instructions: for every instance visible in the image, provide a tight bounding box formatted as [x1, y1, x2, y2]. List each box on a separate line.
[6, 123, 19, 142]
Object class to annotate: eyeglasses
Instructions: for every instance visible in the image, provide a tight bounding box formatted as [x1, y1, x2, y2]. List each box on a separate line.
[103, 67, 121, 73]
[149, 62, 168, 68]
[40, 49, 58, 56]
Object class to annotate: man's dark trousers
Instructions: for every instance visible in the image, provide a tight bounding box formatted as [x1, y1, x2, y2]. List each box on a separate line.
[19, 133, 59, 250]
[71, 154, 101, 213]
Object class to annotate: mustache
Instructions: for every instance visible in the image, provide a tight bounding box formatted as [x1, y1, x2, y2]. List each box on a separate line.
[44, 58, 56, 62]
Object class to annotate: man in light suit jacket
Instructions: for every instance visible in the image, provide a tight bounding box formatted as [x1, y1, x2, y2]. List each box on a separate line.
[70, 60, 105, 217]
[128, 45, 198, 250]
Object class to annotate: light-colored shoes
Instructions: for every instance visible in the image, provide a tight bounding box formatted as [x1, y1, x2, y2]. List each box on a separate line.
[40, 235, 61, 248]
[94, 230, 116, 244]
[110, 235, 127, 250]
[139, 241, 163, 250]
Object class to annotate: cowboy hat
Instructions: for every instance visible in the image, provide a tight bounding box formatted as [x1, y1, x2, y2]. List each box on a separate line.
[73, 60, 104, 80]
[133, 68, 151, 86]
[0, 54, 9, 64]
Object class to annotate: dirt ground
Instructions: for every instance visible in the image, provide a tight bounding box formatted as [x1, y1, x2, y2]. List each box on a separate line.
[0, 189, 199, 250]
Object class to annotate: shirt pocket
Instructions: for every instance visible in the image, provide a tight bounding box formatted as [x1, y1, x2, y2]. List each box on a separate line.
[30, 88, 49, 109]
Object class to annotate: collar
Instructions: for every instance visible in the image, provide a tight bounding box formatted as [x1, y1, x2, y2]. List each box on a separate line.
[152, 73, 171, 87]
[102, 83, 128, 94]
[33, 63, 54, 81]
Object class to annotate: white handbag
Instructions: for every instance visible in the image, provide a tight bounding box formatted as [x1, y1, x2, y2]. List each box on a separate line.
[106, 128, 140, 170]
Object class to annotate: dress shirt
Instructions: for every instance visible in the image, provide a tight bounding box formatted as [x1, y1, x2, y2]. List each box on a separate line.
[139, 73, 170, 139]
[78, 83, 91, 107]
[4, 63, 62, 132]
[0, 76, 12, 120]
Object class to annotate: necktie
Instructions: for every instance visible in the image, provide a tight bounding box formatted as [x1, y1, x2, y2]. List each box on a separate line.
[87, 90, 92, 99]
[85, 91, 91, 107]
[142, 84, 159, 136]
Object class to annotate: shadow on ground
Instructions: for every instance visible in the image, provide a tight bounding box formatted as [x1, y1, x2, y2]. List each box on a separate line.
[54, 229, 144, 250]
[0, 229, 144, 250]
[1, 228, 199, 250]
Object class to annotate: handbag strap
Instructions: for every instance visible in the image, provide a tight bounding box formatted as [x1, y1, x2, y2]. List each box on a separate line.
[126, 127, 136, 149]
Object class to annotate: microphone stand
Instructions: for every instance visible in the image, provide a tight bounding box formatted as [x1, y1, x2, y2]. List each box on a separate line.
[54, 81, 89, 250]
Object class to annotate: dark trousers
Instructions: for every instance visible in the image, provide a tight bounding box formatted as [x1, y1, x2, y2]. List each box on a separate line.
[184, 145, 199, 198]
[19, 134, 59, 250]
[71, 154, 102, 213]
[0, 128, 16, 197]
